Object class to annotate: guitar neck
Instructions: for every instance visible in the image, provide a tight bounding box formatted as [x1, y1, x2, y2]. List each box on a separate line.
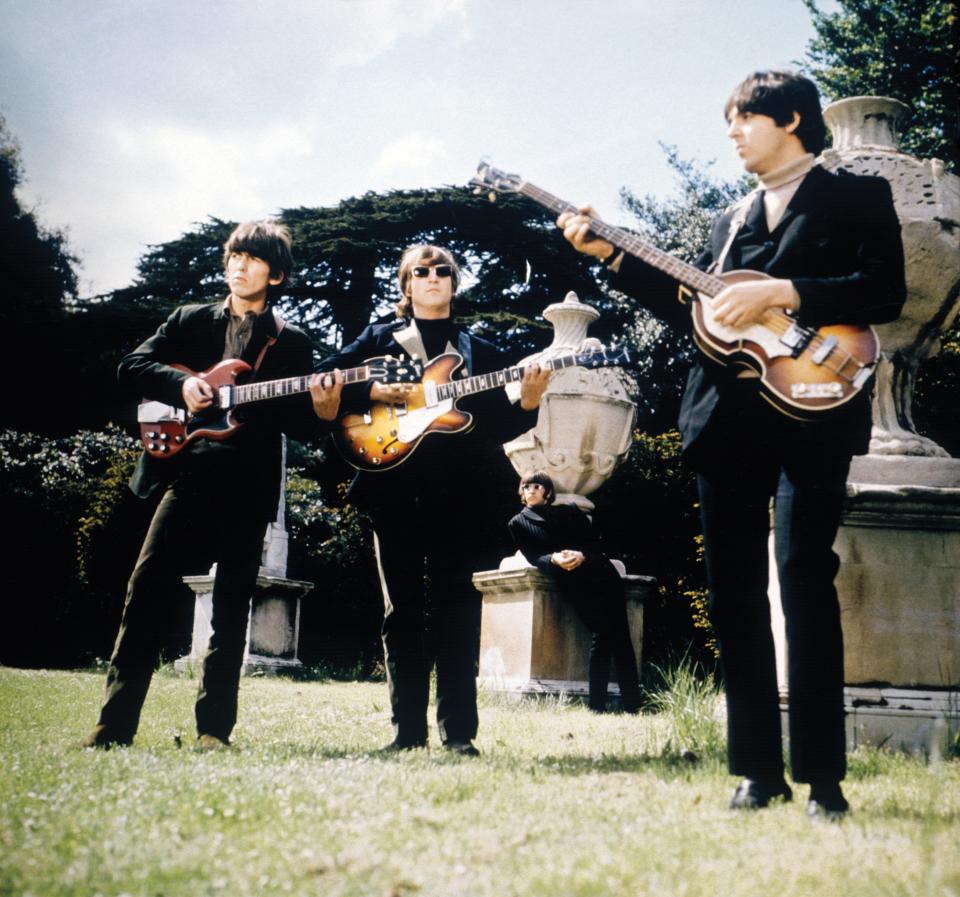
[435, 350, 605, 402]
[232, 365, 370, 406]
[517, 181, 725, 298]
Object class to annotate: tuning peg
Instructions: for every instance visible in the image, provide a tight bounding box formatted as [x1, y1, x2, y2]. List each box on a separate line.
[488, 192, 497, 202]
[473, 187, 482, 195]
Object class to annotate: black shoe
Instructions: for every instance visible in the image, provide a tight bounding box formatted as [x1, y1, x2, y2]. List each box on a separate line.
[807, 782, 849, 822]
[443, 740, 480, 757]
[380, 737, 427, 752]
[729, 777, 793, 810]
[75, 725, 132, 750]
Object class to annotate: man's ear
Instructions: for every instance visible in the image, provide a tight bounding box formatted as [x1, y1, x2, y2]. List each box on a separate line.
[784, 111, 801, 135]
[269, 272, 285, 287]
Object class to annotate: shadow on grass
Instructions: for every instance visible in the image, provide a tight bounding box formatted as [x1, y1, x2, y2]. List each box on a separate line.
[531, 751, 724, 778]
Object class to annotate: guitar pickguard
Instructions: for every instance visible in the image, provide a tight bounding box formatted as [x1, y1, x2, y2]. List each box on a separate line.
[697, 297, 796, 360]
[396, 398, 455, 443]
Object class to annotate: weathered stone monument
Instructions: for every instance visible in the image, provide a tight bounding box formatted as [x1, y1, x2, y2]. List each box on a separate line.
[175, 440, 313, 676]
[770, 96, 960, 754]
[474, 292, 654, 698]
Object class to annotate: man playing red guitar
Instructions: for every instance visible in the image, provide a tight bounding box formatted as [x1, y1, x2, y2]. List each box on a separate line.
[559, 71, 905, 819]
[79, 220, 342, 750]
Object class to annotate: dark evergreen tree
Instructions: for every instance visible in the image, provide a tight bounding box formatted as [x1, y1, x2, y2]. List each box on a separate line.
[0, 116, 79, 432]
[803, 0, 958, 170]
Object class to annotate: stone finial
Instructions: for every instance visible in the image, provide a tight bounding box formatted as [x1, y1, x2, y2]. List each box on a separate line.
[823, 96, 910, 152]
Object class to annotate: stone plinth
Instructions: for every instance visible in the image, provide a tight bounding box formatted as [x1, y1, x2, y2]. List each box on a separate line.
[473, 563, 653, 699]
[769, 455, 960, 754]
[174, 573, 313, 676]
[838, 456, 960, 688]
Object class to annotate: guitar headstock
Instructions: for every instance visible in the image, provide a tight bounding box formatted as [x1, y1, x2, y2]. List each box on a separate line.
[371, 355, 423, 385]
[470, 161, 524, 196]
[574, 345, 632, 370]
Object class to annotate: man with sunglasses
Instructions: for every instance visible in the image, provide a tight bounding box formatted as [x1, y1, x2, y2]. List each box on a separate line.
[317, 244, 550, 755]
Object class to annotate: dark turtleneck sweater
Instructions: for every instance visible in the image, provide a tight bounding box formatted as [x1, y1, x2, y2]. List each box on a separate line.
[415, 316, 459, 361]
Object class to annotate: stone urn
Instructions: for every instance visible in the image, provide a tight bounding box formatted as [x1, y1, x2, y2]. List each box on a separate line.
[475, 291, 649, 700]
[820, 96, 960, 459]
[502, 291, 636, 511]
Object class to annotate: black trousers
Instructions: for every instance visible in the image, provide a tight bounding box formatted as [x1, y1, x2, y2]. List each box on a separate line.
[371, 491, 484, 745]
[97, 460, 270, 743]
[695, 396, 850, 784]
[560, 560, 640, 712]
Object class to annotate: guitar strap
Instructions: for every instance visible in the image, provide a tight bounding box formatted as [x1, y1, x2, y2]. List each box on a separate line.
[252, 309, 286, 375]
[711, 190, 759, 273]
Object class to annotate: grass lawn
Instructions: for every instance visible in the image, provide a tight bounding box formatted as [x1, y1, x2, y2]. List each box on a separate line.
[1, 667, 958, 897]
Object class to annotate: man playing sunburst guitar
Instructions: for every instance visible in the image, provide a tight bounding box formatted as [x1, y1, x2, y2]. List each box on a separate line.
[559, 71, 905, 819]
[317, 244, 550, 755]
[79, 220, 343, 751]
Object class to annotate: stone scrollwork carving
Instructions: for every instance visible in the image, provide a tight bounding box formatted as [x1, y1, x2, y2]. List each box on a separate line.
[821, 96, 960, 458]
[503, 291, 636, 511]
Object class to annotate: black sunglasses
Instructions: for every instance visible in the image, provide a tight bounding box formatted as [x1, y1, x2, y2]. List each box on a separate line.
[412, 265, 453, 279]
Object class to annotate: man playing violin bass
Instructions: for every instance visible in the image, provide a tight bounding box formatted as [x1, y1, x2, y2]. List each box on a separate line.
[559, 71, 905, 819]
[317, 245, 551, 755]
[80, 220, 343, 751]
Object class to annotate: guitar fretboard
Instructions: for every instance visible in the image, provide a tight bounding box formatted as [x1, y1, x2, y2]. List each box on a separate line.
[233, 365, 371, 405]
[518, 182, 727, 298]
[435, 350, 617, 402]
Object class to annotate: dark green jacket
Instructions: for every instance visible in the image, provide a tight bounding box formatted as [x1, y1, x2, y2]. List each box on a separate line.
[120, 301, 320, 519]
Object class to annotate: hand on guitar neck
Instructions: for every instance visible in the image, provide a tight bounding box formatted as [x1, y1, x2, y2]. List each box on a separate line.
[310, 369, 344, 421]
[473, 161, 879, 419]
[557, 205, 798, 329]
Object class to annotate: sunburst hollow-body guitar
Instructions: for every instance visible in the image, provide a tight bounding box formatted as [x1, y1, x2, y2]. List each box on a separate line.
[334, 344, 630, 472]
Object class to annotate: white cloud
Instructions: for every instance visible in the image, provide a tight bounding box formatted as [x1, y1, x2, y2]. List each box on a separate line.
[321, 0, 472, 69]
[371, 133, 450, 185]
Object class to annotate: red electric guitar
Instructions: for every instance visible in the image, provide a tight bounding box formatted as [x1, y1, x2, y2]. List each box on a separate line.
[138, 355, 421, 459]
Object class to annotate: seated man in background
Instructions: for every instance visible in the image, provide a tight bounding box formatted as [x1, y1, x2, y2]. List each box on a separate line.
[508, 470, 640, 714]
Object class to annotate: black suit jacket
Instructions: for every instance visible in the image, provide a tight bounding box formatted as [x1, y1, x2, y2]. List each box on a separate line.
[120, 301, 320, 518]
[613, 165, 906, 461]
[508, 505, 607, 573]
[318, 317, 535, 506]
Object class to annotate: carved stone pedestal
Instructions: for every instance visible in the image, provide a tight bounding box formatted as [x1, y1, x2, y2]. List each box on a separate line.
[173, 573, 313, 677]
[473, 560, 654, 701]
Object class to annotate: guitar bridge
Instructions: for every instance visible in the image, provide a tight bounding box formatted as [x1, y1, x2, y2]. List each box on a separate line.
[778, 323, 813, 358]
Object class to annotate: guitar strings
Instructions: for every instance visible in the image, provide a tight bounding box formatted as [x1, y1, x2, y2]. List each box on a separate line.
[519, 182, 866, 385]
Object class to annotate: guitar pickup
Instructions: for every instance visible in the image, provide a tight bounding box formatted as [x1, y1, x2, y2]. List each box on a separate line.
[811, 335, 837, 365]
[778, 323, 813, 358]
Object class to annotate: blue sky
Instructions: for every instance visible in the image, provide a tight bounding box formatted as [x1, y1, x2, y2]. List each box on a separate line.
[1, 0, 826, 296]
